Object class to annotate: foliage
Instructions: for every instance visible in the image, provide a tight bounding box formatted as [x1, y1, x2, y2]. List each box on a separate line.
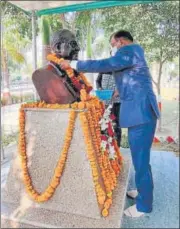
[1, 92, 35, 105]
[92, 35, 110, 58]
[40, 16, 51, 65]
[75, 11, 92, 57]
[101, 1, 179, 63]
[1, 1, 32, 40]
[100, 1, 179, 130]
[1, 1, 32, 99]
[2, 25, 28, 65]
[1, 132, 19, 147]
[41, 16, 50, 45]
[43, 14, 63, 34]
[75, 10, 103, 58]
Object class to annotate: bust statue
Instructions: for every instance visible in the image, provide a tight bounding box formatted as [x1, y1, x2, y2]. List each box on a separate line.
[32, 29, 90, 104]
[51, 29, 80, 60]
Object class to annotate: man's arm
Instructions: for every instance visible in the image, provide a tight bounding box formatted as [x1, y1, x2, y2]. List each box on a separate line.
[71, 47, 134, 73]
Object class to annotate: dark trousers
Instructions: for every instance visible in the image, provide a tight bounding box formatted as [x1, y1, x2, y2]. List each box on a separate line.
[112, 103, 122, 147]
[128, 116, 157, 212]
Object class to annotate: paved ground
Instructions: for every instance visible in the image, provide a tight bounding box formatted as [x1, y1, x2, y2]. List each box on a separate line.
[122, 150, 179, 228]
[1, 146, 179, 228]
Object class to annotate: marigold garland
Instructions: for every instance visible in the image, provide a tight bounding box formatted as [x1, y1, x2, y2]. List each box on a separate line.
[78, 100, 123, 216]
[47, 54, 92, 93]
[19, 55, 123, 217]
[19, 106, 77, 202]
[19, 99, 123, 216]
[79, 112, 106, 206]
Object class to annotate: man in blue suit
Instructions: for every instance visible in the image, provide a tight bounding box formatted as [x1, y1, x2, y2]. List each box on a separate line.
[60, 30, 160, 217]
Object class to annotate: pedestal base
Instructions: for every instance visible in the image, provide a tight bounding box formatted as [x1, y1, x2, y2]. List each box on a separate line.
[1, 154, 131, 228]
[2, 108, 132, 228]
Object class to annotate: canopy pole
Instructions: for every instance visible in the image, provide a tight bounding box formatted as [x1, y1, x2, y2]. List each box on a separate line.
[32, 10, 38, 100]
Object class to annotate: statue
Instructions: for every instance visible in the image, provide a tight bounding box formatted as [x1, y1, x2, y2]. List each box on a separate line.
[32, 29, 91, 104]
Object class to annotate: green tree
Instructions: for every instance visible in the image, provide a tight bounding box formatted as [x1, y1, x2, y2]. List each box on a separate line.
[41, 16, 51, 66]
[75, 11, 95, 59]
[1, 1, 32, 39]
[75, 10, 101, 85]
[92, 34, 110, 58]
[1, 1, 31, 104]
[46, 14, 63, 33]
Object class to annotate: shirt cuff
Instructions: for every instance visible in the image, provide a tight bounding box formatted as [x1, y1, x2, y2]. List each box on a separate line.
[70, 61, 78, 70]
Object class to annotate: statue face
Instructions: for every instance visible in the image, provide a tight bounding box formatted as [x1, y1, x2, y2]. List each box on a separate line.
[51, 29, 80, 60]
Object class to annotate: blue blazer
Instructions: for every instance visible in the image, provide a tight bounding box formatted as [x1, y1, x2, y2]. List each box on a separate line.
[76, 44, 160, 128]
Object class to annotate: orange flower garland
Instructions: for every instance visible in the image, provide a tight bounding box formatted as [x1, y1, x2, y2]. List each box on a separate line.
[78, 96, 122, 216]
[79, 112, 106, 205]
[18, 55, 123, 217]
[19, 106, 77, 202]
[47, 54, 92, 93]
[19, 99, 123, 216]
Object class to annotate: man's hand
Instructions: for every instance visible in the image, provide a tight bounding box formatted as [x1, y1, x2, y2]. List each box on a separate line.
[60, 60, 71, 70]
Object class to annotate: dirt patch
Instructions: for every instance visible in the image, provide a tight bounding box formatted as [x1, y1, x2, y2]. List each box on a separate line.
[152, 142, 179, 157]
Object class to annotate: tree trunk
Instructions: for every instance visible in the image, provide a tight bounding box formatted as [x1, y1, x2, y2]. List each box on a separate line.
[59, 14, 67, 29]
[71, 12, 79, 34]
[2, 48, 11, 105]
[86, 18, 94, 87]
[86, 19, 92, 59]
[41, 17, 51, 66]
[1, 4, 11, 105]
[156, 60, 163, 131]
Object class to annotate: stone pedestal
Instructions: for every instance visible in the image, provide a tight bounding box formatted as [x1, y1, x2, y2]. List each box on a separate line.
[1, 109, 131, 228]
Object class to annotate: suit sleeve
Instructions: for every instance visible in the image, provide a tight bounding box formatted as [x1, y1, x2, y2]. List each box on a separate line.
[76, 47, 134, 73]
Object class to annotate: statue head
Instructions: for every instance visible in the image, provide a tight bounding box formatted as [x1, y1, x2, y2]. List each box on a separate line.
[50, 29, 80, 60]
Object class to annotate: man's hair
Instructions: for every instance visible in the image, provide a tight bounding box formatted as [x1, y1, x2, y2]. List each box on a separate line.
[114, 30, 133, 42]
[109, 33, 115, 42]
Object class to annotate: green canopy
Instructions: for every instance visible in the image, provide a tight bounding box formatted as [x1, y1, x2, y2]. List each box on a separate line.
[9, 0, 161, 16]
[37, 1, 161, 16]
